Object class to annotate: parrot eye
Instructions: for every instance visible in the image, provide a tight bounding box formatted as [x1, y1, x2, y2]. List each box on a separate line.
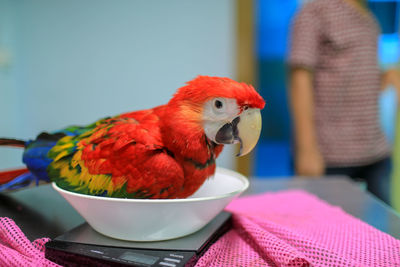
[204, 97, 236, 120]
[212, 98, 227, 114]
[214, 100, 223, 109]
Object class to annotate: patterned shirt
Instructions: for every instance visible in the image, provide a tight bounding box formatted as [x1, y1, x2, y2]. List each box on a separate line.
[289, 0, 391, 167]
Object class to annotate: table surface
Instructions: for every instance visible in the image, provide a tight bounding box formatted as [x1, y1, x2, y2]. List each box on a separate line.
[1, 176, 399, 241]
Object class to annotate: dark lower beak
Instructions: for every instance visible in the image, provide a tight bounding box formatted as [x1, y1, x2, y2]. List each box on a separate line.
[215, 117, 240, 145]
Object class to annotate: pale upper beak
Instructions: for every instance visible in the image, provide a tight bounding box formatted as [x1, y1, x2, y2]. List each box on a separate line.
[214, 108, 262, 156]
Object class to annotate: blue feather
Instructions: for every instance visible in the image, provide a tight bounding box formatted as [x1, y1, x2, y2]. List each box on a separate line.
[0, 172, 36, 191]
[22, 139, 59, 182]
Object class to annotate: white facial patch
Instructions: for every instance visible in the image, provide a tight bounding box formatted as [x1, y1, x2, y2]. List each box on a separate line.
[202, 98, 239, 143]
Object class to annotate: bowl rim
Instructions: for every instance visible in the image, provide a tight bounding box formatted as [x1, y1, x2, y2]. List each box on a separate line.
[52, 167, 249, 203]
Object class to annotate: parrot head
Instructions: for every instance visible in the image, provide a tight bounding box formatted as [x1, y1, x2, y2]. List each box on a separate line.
[166, 76, 265, 157]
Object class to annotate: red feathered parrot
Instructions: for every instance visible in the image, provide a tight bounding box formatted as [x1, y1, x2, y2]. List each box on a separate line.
[0, 76, 265, 199]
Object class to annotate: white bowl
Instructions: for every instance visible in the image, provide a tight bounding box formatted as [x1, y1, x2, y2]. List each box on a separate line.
[52, 167, 249, 241]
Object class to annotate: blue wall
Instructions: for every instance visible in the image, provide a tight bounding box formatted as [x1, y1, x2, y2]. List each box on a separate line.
[254, 0, 298, 177]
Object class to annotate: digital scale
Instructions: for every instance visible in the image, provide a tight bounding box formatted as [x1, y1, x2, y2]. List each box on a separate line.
[45, 211, 232, 267]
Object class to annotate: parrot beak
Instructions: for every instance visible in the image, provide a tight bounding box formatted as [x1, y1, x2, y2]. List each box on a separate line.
[215, 108, 262, 157]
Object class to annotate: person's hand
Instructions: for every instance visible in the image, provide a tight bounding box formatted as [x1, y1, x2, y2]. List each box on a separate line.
[295, 148, 325, 178]
[382, 69, 400, 103]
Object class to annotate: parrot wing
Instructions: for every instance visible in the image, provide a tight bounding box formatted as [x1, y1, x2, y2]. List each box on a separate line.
[22, 118, 109, 182]
[48, 109, 185, 199]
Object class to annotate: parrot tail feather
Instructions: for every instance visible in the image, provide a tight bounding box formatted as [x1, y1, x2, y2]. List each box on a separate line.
[0, 138, 26, 148]
[0, 168, 36, 191]
[0, 168, 30, 184]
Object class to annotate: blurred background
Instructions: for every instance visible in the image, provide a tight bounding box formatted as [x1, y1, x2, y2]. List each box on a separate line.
[254, 0, 399, 177]
[0, 0, 398, 179]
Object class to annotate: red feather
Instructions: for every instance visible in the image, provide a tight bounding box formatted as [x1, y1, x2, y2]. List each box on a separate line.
[0, 168, 29, 184]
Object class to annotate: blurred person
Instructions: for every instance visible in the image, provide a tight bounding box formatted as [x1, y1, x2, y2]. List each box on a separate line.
[288, 0, 400, 204]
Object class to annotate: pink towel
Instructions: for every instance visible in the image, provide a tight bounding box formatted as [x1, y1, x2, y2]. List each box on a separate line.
[195, 190, 400, 267]
[0, 217, 59, 267]
[1, 190, 399, 266]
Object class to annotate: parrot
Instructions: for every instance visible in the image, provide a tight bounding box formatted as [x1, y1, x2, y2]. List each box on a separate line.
[0, 76, 265, 199]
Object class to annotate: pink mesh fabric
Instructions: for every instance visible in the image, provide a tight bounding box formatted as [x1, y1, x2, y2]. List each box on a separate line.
[195, 190, 400, 267]
[0, 217, 60, 267]
[1, 190, 399, 266]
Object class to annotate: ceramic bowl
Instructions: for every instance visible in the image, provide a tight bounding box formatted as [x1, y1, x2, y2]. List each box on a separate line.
[52, 167, 249, 241]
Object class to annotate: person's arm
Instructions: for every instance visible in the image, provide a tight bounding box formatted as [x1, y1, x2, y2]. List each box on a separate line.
[382, 68, 400, 102]
[289, 67, 325, 177]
